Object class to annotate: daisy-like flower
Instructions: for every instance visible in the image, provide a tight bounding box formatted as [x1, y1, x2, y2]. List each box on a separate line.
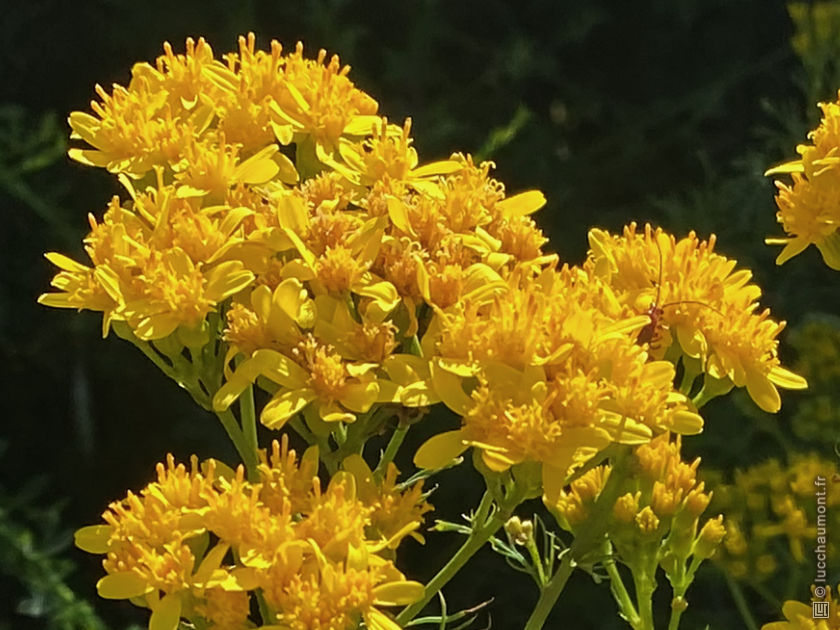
[68, 37, 217, 177]
[414, 266, 702, 500]
[75, 438, 428, 630]
[586, 223, 807, 412]
[766, 92, 840, 268]
[39, 176, 255, 340]
[214, 279, 402, 430]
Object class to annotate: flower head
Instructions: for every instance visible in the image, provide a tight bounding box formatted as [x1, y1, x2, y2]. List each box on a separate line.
[587, 223, 807, 412]
[75, 440, 427, 630]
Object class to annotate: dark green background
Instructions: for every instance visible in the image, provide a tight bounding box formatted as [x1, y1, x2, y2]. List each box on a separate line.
[1, 1, 837, 628]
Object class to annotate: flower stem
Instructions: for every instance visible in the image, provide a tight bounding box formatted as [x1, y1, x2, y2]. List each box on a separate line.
[523, 446, 633, 630]
[523, 550, 576, 630]
[604, 542, 641, 629]
[633, 568, 656, 630]
[239, 383, 259, 481]
[395, 491, 506, 624]
[724, 570, 758, 630]
[374, 424, 408, 477]
[215, 408, 258, 480]
[667, 601, 685, 630]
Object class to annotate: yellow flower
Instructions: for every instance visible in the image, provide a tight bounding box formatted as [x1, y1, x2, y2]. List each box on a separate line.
[325, 117, 463, 196]
[273, 41, 379, 154]
[766, 90, 840, 268]
[415, 268, 702, 500]
[587, 223, 807, 412]
[68, 38, 217, 176]
[195, 588, 252, 630]
[763, 588, 840, 629]
[269, 547, 421, 630]
[215, 280, 400, 430]
[768, 171, 840, 269]
[76, 443, 426, 630]
[39, 177, 256, 340]
[342, 454, 432, 548]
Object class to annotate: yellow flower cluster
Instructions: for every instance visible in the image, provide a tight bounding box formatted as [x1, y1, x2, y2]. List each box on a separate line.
[74, 436, 429, 630]
[413, 265, 705, 500]
[767, 89, 840, 269]
[587, 223, 807, 412]
[709, 453, 840, 582]
[39, 35, 552, 435]
[550, 434, 724, 564]
[763, 586, 840, 630]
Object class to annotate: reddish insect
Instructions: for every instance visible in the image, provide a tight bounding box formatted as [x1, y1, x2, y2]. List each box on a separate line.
[635, 238, 722, 348]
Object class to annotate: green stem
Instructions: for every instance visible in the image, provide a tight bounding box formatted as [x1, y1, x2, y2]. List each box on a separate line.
[374, 424, 408, 477]
[215, 409, 258, 480]
[604, 542, 641, 629]
[524, 446, 633, 630]
[523, 551, 576, 630]
[526, 536, 547, 587]
[633, 567, 655, 630]
[396, 492, 506, 624]
[239, 383, 259, 481]
[724, 571, 758, 630]
[667, 600, 685, 630]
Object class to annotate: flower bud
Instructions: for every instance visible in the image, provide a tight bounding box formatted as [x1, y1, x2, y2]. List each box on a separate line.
[694, 515, 726, 559]
[505, 516, 534, 546]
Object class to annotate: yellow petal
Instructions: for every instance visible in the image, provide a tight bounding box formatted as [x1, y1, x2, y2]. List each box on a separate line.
[96, 572, 150, 599]
[74, 525, 113, 554]
[767, 236, 809, 265]
[780, 600, 812, 621]
[363, 608, 402, 630]
[271, 121, 295, 145]
[817, 231, 840, 270]
[768, 366, 808, 390]
[204, 261, 254, 301]
[372, 581, 426, 606]
[274, 152, 299, 185]
[496, 190, 546, 217]
[599, 412, 653, 444]
[399, 381, 441, 407]
[45, 252, 90, 273]
[745, 372, 781, 413]
[482, 448, 515, 471]
[275, 193, 309, 234]
[414, 430, 468, 469]
[149, 592, 181, 630]
[764, 160, 804, 176]
[342, 115, 382, 136]
[339, 381, 379, 413]
[430, 361, 472, 415]
[234, 144, 280, 184]
[542, 464, 569, 505]
[193, 543, 230, 584]
[252, 349, 310, 388]
[670, 410, 704, 435]
[134, 314, 180, 341]
[411, 159, 463, 178]
[383, 354, 429, 384]
[385, 196, 416, 236]
[261, 389, 316, 429]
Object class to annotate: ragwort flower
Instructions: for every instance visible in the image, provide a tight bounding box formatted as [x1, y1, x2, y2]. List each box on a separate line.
[75, 437, 429, 630]
[586, 223, 807, 412]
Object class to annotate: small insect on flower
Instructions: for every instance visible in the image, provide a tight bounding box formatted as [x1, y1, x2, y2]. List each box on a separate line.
[635, 238, 722, 349]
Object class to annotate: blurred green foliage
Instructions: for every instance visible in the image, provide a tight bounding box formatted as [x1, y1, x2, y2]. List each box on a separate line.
[3, 1, 840, 628]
